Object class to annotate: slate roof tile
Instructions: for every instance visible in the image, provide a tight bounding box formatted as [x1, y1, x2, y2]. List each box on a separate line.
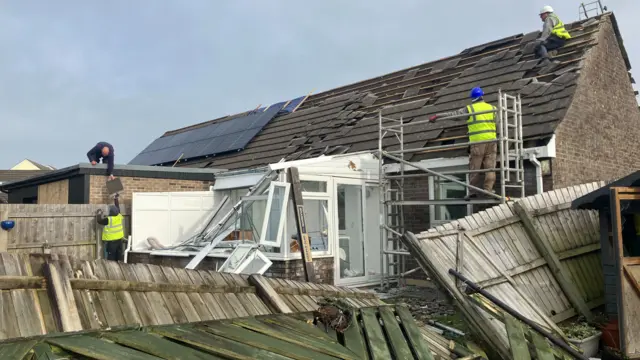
[140, 14, 620, 170]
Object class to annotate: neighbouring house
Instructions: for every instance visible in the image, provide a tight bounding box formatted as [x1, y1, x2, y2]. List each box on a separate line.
[125, 12, 638, 286]
[11, 159, 56, 171]
[0, 163, 224, 207]
[0, 169, 53, 203]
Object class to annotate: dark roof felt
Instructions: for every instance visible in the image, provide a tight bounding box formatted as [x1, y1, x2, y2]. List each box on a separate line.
[145, 14, 617, 171]
[572, 170, 640, 210]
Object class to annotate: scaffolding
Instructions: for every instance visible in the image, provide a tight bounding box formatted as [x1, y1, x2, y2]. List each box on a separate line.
[378, 90, 525, 290]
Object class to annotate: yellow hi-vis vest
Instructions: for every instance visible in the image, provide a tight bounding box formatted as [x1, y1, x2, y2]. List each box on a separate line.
[549, 13, 571, 40]
[466, 102, 497, 143]
[102, 214, 124, 241]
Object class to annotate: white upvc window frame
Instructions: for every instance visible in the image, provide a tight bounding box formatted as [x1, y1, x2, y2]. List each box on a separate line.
[218, 243, 273, 275]
[258, 181, 290, 248]
[428, 172, 472, 228]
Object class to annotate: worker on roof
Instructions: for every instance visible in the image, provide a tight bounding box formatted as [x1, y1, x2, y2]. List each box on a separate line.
[87, 141, 115, 181]
[429, 87, 497, 200]
[535, 5, 571, 67]
[96, 193, 125, 261]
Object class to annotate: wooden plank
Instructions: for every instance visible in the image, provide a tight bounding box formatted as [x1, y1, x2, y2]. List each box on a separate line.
[118, 263, 160, 326]
[342, 311, 368, 359]
[531, 331, 556, 360]
[79, 261, 108, 329]
[287, 167, 315, 282]
[43, 261, 83, 332]
[395, 305, 435, 360]
[207, 271, 249, 317]
[103, 330, 224, 360]
[101, 260, 143, 326]
[173, 267, 215, 322]
[220, 273, 262, 316]
[0, 340, 37, 359]
[196, 271, 238, 319]
[161, 266, 201, 323]
[249, 274, 293, 314]
[90, 261, 127, 327]
[0, 291, 20, 340]
[37, 289, 58, 333]
[378, 306, 413, 359]
[12, 289, 47, 337]
[153, 325, 291, 360]
[47, 335, 163, 360]
[360, 307, 392, 359]
[145, 264, 189, 324]
[202, 321, 337, 360]
[513, 202, 593, 321]
[504, 315, 532, 360]
[185, 270, 227, 320]
[232, 317, 360, 360]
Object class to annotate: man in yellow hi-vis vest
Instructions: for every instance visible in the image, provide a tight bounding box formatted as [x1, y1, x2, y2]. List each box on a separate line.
[535, 6, 571, 67]
[429, 87, 497, 200]
[96, 193, 125, 261]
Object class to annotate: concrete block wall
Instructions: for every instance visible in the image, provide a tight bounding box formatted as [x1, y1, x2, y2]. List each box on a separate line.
[553, 17, 640, 188]
[89, 175, 213, 207]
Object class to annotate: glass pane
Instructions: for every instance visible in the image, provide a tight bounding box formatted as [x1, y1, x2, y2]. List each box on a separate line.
[434, 175, 468, 221]
[262, 185, 286, 244]
[301, 180, 327, 193]
[285, 199, 329, 253]
[338, 184, 365, 279]
[239, 253, 269, 275]
[237, 199, 266, 241]
[220, 246, 252, 272]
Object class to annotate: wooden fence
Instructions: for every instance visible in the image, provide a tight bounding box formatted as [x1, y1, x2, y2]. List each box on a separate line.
[0, 204, 130, 260]
[403, 182, 604, 358]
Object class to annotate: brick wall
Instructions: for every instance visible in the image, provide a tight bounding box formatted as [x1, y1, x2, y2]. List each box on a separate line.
[89, 175, 213, 207]
[553, 18, 640, 188]
[263, 257, 334, 284]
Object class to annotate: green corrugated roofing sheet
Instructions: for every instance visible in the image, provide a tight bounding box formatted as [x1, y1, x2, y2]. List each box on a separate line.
[0, 305, 471, 360]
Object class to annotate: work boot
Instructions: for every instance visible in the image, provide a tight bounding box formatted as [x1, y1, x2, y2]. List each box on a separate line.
[464, 193, 478, 201]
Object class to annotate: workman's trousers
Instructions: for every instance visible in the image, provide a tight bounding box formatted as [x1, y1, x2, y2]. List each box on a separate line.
[535, 36, 566, 60]
[103, 239, 123, 261]
[469, 142, 497, 195]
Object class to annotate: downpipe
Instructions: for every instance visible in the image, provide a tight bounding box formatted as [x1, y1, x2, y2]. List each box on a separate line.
[528, 153, 543, 195]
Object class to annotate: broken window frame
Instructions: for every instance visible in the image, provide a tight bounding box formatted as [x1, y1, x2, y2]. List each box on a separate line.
[258, 181, 290, 248]
[217, 243, 272, 275]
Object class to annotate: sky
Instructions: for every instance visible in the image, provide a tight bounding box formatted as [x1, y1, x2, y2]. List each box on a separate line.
[1, 0, 638, 169]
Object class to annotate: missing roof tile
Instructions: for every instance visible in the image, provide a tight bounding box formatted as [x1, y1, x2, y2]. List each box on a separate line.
[361, 93, 379, 106]
[402, 68, 419, 81]
[444, 58, 461, 70]
[520, 82, 547, 96]
[521, 30, 541, 44]
[403, 87, 420, 98]
[552, 72, 579, 85]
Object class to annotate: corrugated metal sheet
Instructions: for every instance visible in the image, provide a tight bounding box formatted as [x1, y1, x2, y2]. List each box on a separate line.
[405, 182, 605, 354]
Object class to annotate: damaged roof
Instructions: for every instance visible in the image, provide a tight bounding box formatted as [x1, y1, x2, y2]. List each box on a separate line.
[135, 13, 624, 171]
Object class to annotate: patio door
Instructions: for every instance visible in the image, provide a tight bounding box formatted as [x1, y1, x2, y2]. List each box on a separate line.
[335, 181, 381, 286]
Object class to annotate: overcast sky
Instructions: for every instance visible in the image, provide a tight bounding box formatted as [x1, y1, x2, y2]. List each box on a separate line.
[1, 1, 638, 169]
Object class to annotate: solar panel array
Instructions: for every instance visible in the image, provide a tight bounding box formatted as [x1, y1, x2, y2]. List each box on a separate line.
[129, 100, 291, 166]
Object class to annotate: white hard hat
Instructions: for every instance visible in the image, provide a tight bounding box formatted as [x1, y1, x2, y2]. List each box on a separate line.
[540, 5, 554, 14]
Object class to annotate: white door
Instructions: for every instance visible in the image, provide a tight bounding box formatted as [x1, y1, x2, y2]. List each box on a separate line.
[334, 180, 382, 286]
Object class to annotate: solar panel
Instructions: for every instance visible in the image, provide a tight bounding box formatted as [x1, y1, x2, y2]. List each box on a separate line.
[129, 99, 293, 166]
